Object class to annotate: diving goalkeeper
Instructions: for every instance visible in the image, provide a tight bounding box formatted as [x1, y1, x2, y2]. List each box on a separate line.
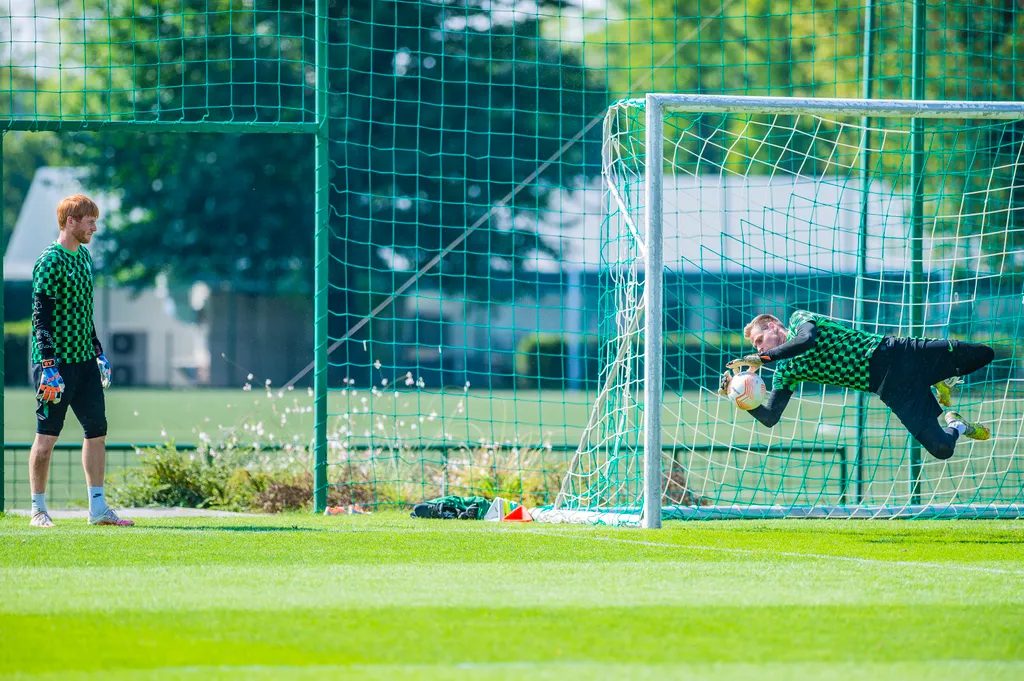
[719, 310, 994, 460]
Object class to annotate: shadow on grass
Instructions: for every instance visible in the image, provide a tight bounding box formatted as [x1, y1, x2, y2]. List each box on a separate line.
[146, 524, 325, 533]
[864, 536, 1023, 545]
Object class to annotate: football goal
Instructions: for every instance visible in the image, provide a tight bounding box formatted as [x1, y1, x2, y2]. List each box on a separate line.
[534, 94, 1024, 527]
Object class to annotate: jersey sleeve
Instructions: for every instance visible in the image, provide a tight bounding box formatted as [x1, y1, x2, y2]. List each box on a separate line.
[787, 309, 816, 331]
[764, 322, 818, 362]
[91, 324, 104, 357]
[33, 250, 63, 297]
[31, 253, 62, 362]
[749, 386, 794, 428]
[771, 359, 800, 391]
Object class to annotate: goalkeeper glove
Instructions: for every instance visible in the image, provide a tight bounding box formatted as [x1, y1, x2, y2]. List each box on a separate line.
[718, 370, 733, 396]
[37, 359, 65, 404]
[97, 354, 112, 389]
[726, 354, 765, 372]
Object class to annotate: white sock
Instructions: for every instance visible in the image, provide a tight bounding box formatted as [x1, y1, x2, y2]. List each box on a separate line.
[88, 487, 107, 517]
[31, 493, 47, 514]
[949, 421, 968, 435]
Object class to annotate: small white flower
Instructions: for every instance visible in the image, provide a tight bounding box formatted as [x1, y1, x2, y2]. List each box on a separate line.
[373, 359, 382, 370]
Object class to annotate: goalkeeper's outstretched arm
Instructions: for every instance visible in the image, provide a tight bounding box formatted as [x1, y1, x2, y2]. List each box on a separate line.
[748, 387, 793, 428]
[760, 322, 817, 361]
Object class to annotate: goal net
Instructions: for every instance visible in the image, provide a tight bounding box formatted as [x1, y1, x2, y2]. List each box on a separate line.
[534, 94, 1024, 526]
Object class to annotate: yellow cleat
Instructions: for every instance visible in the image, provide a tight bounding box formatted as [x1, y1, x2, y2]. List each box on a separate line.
[934, 376, 960, 408]
[944, 411, 991, 441]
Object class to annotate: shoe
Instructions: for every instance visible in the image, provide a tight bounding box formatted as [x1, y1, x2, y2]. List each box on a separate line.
[88, 508, 135, 526]
[934, 376, 961, 408]
[944, 411, 991, 441]
[29, 510, 55, 528]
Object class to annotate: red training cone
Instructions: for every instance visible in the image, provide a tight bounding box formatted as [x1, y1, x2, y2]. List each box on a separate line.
[502, 505, 532, 522]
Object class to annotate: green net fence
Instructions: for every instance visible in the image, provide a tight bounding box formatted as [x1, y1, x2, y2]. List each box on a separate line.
[2, 1, 1022, 517]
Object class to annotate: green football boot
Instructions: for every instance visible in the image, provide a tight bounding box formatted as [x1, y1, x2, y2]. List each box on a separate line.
[944, 411, 991, 441]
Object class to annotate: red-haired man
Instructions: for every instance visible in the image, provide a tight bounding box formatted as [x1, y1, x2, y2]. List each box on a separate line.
[29, 194, 133, 528]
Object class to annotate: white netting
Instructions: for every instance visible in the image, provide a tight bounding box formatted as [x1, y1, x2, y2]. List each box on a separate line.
[537, 98, 1024, 524]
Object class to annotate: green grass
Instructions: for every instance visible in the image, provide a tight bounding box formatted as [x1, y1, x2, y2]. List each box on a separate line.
[0, 515, 1022, 680]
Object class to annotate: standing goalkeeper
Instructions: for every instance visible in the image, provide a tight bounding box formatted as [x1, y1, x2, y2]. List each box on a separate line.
[719, 310, 994, 461]
[28, 194, 133, 528]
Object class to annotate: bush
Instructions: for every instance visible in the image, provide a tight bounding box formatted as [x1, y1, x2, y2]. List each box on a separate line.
[107, 444, 382, 513]
[108, 445, 238, 509]
[515, 333, 569, 389]
[444, 443, 564, 508]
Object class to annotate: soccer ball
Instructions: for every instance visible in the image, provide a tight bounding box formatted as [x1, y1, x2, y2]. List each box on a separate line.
[728, 371, 766, 411]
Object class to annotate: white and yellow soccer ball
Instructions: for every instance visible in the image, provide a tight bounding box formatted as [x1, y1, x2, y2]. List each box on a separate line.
[728, 371, 766, 411]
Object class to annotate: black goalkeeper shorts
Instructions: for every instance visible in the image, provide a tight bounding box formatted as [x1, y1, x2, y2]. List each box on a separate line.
[33, 360, 107, 439]
[868, 337, 994, 438]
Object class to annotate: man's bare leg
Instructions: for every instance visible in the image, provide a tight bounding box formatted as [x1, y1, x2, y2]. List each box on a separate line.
[29, 434, 58, 527]
[82, 436, 106, 488]
[83, 436, 133, 526]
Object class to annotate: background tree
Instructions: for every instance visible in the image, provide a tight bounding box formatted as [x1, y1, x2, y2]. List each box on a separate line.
[588, 0, 1023, 266]
[42, 0, 605, 380]
[56, 1, 605, 291]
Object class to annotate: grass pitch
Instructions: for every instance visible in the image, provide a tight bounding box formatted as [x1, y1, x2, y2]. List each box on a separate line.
[0, 514, 1022, 681]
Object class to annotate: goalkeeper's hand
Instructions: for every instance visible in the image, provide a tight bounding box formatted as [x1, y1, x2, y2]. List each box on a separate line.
[718, 369, 733, 397]
[37, 359, 65, 404]
[97, 354, 112, 389]
[726, 354, 765, 373]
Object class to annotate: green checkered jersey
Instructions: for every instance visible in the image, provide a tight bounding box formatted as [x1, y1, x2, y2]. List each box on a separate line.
[31, 242, 97, 364]
[771, 310, 884, 392]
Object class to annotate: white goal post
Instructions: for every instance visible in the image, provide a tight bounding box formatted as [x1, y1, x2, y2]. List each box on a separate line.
[535, 94, 1024, 528]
